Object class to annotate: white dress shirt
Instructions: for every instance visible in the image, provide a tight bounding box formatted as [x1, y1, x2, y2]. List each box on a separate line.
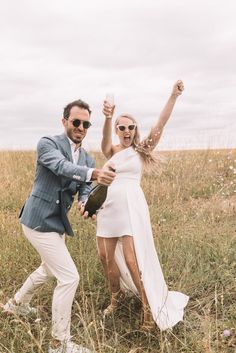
[67, 137, 94, 182]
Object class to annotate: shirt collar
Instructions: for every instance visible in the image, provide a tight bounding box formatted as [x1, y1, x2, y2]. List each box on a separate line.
[66, 136, 81, 152]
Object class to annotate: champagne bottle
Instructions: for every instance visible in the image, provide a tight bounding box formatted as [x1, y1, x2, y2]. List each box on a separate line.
[84, 184, 108, 217]
[84, 166, 115, 217]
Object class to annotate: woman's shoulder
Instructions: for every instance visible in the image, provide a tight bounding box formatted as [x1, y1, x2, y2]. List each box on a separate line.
[111, 145, 132, 157]
[112, 144, 122, 155]
[111, 146, 135, 159]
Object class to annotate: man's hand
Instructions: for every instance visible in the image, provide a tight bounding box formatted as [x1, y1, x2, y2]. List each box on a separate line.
[171, 80, 184, 97]
[91, 167, 116, 186]
[80, 163, 115, 219]
[78, 201, 97, 220]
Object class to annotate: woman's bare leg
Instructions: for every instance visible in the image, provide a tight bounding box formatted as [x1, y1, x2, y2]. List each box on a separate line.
[97, 237, 124, 314]
[122, 235, 153, 325]
[97, 237, 121, 293]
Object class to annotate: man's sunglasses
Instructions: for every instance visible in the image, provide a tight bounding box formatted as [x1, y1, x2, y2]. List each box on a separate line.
[116, 124, 136, 132]
[68, 119, 92, 129]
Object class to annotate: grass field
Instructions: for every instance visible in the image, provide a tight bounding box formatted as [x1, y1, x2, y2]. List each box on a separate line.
[0, 149, 235, 353]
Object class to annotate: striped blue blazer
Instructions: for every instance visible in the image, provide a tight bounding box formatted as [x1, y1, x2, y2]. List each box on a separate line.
[20, 133, 95, 236]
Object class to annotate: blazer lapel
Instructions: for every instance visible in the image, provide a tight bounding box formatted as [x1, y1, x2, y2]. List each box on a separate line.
[77, 147, 86, 166]
[60, 133, 73, 162]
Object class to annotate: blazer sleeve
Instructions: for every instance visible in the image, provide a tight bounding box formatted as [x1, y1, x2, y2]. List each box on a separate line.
[37, 136, 89, 182]
[78, 153, 96, 202]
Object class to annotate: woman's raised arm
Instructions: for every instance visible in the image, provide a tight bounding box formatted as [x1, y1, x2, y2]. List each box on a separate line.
[142, 80, 184, 150]
[101, 101, 115, 158]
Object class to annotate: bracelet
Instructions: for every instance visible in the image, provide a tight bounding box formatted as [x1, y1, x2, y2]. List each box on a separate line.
[105, 116, 112, 119]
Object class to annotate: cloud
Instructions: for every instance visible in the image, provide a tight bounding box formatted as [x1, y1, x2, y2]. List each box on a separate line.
[0, 0, 235, 149]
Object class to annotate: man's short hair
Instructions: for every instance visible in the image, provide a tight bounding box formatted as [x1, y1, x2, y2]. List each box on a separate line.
[63, 99, 91, 119]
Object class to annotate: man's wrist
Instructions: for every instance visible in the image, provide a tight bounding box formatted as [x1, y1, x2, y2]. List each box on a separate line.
[86, 168, 94, 182]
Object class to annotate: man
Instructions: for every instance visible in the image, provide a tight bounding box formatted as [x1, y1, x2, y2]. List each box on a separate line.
[1, 99, 115, 353]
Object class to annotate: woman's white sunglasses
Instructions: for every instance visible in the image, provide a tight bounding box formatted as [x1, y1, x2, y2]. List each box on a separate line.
[116, 124, 136, 132]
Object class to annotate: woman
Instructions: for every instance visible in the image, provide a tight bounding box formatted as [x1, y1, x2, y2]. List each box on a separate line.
[96, 80, 189, 331]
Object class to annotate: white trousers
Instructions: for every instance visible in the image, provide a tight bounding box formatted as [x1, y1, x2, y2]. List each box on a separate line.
[14, 225, 79, 341]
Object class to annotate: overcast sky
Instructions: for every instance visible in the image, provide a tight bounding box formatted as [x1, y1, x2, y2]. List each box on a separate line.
[0, 0, 235, 150]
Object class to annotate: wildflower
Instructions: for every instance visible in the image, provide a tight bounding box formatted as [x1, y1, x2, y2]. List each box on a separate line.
[223, 329, 231, 337]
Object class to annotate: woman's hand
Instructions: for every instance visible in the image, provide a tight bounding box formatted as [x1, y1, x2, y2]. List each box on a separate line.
[102, 100, 115, 119]
[171, 80, 184, 97]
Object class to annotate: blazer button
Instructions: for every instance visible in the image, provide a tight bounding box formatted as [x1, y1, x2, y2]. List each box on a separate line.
[56, 200, 60, 204]
[72, 174, 81, 180]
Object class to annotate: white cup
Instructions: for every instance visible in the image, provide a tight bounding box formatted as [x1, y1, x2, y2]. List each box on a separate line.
[105, 93, 114, 106]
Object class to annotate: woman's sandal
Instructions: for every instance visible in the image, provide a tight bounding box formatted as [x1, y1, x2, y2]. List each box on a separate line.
[140, 304, 155, 332]
[103, 289, 125, 316]
[140, 320, 155, 332]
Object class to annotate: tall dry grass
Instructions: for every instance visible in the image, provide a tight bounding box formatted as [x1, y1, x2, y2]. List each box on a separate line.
[0, 149, 235, 353]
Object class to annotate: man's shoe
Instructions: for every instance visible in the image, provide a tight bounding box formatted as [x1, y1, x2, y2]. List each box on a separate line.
[48, 341, 92, 353]
[0, 298, 37, 317]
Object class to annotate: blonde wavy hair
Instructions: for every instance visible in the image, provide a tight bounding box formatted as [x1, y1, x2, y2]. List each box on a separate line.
[115, 114, 161, 172]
